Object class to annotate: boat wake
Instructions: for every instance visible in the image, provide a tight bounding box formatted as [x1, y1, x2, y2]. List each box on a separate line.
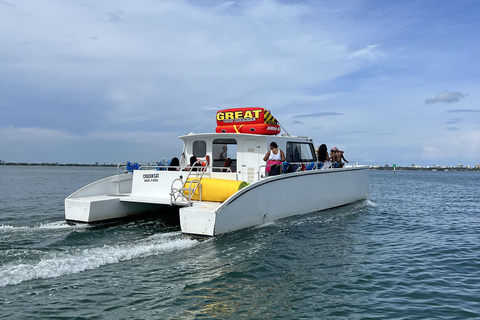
[0, 232, 199, 287]
[0, 221, 87, 233]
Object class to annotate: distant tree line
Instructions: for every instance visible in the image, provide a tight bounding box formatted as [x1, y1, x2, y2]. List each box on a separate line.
[372, 165, 480, 172]
[0, 162, 117, 167]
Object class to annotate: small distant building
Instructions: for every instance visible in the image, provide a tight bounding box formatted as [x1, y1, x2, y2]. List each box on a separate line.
[0, 159, 5, 164]
[475, 164, 480, 169]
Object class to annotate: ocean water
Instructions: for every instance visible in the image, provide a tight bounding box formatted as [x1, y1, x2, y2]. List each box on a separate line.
[1, 166, 479, 319]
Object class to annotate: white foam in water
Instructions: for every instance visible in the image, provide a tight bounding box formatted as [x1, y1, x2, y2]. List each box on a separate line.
[0, 221, 87, 233]
[366, 200, 378, 207]
[0, 225, 20, 230]
[36, 221, 86, 230]
[0, 232, 198, 287]
[255, 221, 276, 229]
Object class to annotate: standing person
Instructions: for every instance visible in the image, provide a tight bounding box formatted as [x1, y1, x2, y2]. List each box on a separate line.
[331, 147, 349, 168]
[263, 142, 285, 176]
[219, 146, 228, 160]
[316, 144, 331, 169]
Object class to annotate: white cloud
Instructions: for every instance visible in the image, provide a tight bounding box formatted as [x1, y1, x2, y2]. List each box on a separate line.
[348, 45, 385, 60]
[292, 112, 345, 118]
[425, 91, 469, 104]
[1, 0, 480, 166]
[447, 109, 480, 113]
[0, 1, 15, 7]
[0, 126, 73, 140]
[421, 130, 480, 161]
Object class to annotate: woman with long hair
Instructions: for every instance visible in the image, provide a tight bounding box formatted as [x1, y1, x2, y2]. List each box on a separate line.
[316, 144, 331, 169]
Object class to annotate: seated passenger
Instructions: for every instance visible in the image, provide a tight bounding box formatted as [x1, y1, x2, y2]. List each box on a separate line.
[168, 157, 180, 171]
[222, 158, 233, 172]
[330, 147, 349, 168]
[316, 144, 331, 169]
[263, 142, 285, 176]
[185, 156, 201, 171]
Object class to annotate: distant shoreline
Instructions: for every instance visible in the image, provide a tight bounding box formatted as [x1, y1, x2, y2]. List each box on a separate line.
[1, 162, 479, 171]
[0, 162, 117, 167]
[371, 166, 480, 172]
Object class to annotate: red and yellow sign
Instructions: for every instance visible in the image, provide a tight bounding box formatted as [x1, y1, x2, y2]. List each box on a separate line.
[215, 107, 281, 135]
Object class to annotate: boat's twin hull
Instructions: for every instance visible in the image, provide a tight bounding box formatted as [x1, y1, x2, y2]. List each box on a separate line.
[65, 196, 164, 223]
[180, 166, 369, 236]
[65, 167, 369, 236]
[64, 172, 180, 223]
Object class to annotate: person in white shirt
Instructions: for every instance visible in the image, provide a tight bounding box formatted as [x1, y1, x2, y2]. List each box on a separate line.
[263, 142, 285, 176]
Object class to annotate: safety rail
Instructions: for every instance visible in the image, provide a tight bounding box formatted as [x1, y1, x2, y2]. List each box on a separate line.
[114, 163, 128, 195]
[116, 163, 127, 175]
[170, 161, 207, 206]
[257, 161, 362, 179]
[157, 165, 232, 172]
[211, 167, 233, 173]
[119, 161, 234, 173]
[170, 178, 191, 205]
[258, 164, 283, 179]
[258, 162, 320, 180]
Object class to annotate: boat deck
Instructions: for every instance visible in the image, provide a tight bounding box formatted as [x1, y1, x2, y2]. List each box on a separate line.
[181, 201, 222, 212]
[68, 194, 220, 208]
[119, 195, 189, 206]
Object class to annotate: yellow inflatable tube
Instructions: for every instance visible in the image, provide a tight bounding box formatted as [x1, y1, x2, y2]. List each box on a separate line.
[184, 178, 248, 202]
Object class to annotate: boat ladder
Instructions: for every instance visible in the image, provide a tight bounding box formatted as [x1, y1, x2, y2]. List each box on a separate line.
[170, 162, 206, 206]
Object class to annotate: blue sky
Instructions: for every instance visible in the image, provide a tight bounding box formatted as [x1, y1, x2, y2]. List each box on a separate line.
[1, 0, 479, 166]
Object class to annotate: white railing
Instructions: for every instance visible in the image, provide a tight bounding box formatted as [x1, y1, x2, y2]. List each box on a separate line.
[120, 162, 233, 173]
[170, 161, 208, 206]
[258, 161, 321, 179]
[116, 163, 127, 175]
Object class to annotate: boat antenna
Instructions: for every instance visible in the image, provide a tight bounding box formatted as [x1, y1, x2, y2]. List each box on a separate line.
[190, 107, 229, 133]
[191, 115, 215, 133]
[278, 121, 290, 136]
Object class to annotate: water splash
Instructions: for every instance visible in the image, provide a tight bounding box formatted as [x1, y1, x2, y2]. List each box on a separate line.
[366, 200, 378, 207]
[0, 232, 198, 287]
[0, 221, 86, 233]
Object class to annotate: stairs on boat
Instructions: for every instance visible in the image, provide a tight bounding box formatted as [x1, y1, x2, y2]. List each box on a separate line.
[170, 165, 207, 206]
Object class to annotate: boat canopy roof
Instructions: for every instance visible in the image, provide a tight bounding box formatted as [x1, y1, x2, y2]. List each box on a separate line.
[175, 108, 317, 182]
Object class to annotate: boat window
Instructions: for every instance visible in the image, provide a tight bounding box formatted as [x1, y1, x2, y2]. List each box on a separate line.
[286, 142, 316, 162]
[193, 140, 207, 157]
[213, 138, 237, 171]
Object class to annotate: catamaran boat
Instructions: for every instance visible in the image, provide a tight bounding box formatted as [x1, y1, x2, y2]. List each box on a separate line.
[65, 107, 369, 236]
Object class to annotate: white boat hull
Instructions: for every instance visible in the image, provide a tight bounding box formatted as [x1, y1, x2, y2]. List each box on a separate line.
[64, 172, 167, 223]
[180, 166, 369, 236]
[64, 129, 369, 235]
